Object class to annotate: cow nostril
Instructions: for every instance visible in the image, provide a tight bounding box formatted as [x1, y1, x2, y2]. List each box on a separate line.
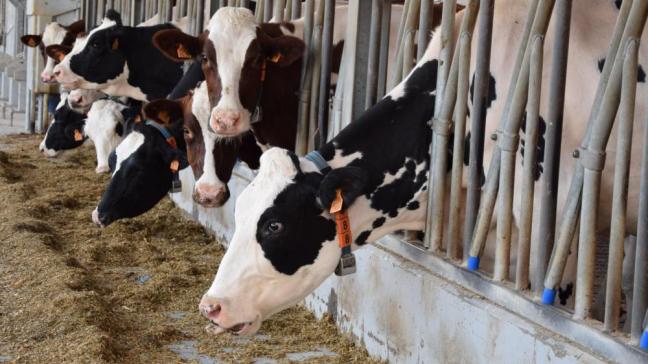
[54, 70, 61, 77]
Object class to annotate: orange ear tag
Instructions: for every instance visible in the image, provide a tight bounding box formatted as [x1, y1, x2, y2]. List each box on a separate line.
[170, 160, 179, 173]
[74, 130, 83, 141]
[28, 39, 37, 47]
[330, 189, 343, 214]
[177, 43, 192, 59]
[269, 52, 283, 63]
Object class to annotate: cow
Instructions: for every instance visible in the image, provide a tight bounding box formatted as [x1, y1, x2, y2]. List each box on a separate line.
[21, 20, 85, 83]
[195, 0, 648, 336]
[49, 10, 184, 101]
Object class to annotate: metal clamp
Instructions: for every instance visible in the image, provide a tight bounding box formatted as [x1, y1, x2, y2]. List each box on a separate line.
[497, 129, 520, 152]
[578, 147, 606, 171]
[430, 117, 453, 136]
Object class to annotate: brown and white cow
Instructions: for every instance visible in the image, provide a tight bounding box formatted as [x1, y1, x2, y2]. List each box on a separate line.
[196, 0, 647, 336]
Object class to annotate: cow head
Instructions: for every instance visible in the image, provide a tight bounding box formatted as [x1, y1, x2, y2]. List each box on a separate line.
[67, 88, 105, 113]
[199, 148, 367, 336]
[153, 7, 304, 138]
[52, 11, 127, 90]
[92, 99, 187, 227]
[39, 98, 87, 157]
[22, 20, 84, 83]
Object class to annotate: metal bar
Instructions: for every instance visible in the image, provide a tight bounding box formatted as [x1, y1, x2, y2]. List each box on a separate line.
[515, 35, 544, 289]
[365, 0, 383, 109]
[543, 0, 634, 302]
[467, 0, 542, 267]
[98, 0, 106, 22]
[273, 0, 285, 21]
[317, 0, 335, 149]
[286, 0, 293, 19]
[418, 0, 433, 61]
[349, 0, 373, 122]
[295, 0, 315, 155]
[427, 0, 478, 252]
[463, 0, 494, 260]
[291, 0, 301, 19]
[604, 39, 637, 332]
[229, 0, 236, 7]
[423, 0, 456, 250]
[376, 0, 392, 100]
[256, 0, 265, 21]
[401, 0, 420, 77]
[533, 0, 571, 295]
[447, 31, 472, 260]
[264, 0, 273, 22]
[196, 0, 205, 34]
[308, 0, 325, 150]
[387, 0, 411, 90]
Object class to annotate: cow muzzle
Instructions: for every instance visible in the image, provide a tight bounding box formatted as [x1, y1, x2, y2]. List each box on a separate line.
[198, 295, 260, 336]
[209, 108, 247, 137]
[192, 183, 230, 208]
[91, 208, 113, 228]
[40, 71, 56, 83]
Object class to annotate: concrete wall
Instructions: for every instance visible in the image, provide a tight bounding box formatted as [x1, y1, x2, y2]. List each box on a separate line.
[172, 164, 647, 364]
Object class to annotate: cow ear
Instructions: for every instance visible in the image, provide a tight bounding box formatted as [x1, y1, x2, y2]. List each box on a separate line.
[259, 32, 305, 67]
[21, 34, 42, 48]
[45, 45, 71, 62]
[105, 9, 123, 27]
[317, 166, 368, 211]
[143, 99, 184, 127]
[153, 29, 201, 62]
[65, 19, 86, 35]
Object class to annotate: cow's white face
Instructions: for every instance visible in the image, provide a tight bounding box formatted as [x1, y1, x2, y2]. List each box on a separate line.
[205, 8, 258, 136]
[200, 148, 341, 336]
[67, 88, 104, 113]
[40, 22, 67, 83]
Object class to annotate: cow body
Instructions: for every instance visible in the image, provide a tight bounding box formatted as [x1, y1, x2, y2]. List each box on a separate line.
[197, 0, 648, 335]
[53, 11, 183, 101]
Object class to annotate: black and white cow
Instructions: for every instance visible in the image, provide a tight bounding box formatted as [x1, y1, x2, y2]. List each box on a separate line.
[21, 20, 85, 83]
[91, 101, 188, 227]
[50, 10, 184, 101]
[196, 0, 648, 335]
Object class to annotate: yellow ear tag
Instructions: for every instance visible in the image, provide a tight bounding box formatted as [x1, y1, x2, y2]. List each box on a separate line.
[74, 130, 83, 141]
[177, 43, 192, 59]
[56, 51, 66, 62]
[330, 189, 344, 214]
[269, 52, 283, 63]
[170, 160, 179, 173]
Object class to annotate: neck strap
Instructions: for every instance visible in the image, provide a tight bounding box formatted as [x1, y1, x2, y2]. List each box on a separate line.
[305, 150, 331, 174]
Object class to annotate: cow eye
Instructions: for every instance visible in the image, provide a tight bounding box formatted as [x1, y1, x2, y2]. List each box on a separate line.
[183, 127, 193, 139]
[266, 221, 283, 234]
[200, 54, 208, 63]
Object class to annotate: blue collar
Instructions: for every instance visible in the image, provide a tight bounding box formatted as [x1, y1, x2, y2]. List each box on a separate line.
[305, 151, 331, 174]
[145, 120, 174, 142]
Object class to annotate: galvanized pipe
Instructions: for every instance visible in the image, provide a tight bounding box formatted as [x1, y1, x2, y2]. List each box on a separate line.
[196, 0, 205, 34]
[295, 0, 315, 155]
[376, 0, 392, 100]
[423, 0, 457, 250]
[533, 0, 571, 295]
[317, 0, 335, 149]
[229, 0, 236, 6]
[447, 31, 473, 260]
[264, 0, 273, 22]
[467, 0, 541, 268]
[515, 35, 544, 289]
[401, 1, 420, 78]
[291, 0, 301, 19]
[365, 0, 383, 109]
[418, 0, 433, 61]
[186, 0, 195, 31]
[543, 0, 633, 303]
[427, 0, 478, 252]
[389, 0, 410, 89]
[307, 0, 325, 150]
[273, 0, 285, 21]
[286, 0, 293, 19]
[463, 0, 494, 260]
[604, 39, 637, 332]
[97, 0, 105, 22]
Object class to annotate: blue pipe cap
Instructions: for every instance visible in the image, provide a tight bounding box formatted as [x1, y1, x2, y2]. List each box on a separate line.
[541, 288, 556, 305]
[467, 256, 480, 271]
[640, 330, 648, 350]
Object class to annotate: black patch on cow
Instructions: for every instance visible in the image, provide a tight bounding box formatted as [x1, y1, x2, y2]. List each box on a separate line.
[469, 72, 497, 109]
[372, 217, 386, 228]
[407, 201, 420, 210]
[44, 104, 87, 151]
[69, 22, 183, 100]
[115, 122, 124, 137]
[598, 57, 646, 83]
[256, 172, 336, 275]
[519, 114, 547, 181]
[558, 282, 574, 306]
[95, 121, 188, 226]
[355, 230, 371, 245]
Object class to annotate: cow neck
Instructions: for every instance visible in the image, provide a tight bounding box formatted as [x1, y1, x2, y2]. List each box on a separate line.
[249, 59, 267, 125]
[144, 120, 182, 193]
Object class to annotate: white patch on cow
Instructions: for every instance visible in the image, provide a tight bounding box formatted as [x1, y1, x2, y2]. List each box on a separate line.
[205, 148, 341, 332]
[328, 149, 362, 169]
[113, 130, 145, 175]
[67, 89, 105, 113]
[84, 99, 126, 173]
[207, 8, 259, 132]
[40, 22, 68, 80]
[191, 82, 211, 127]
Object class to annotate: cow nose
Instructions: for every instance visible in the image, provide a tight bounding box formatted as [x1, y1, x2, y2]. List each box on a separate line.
[193, 184, 229, 207]
[199, 296, 222, 321]
[211, 110, 241, 133]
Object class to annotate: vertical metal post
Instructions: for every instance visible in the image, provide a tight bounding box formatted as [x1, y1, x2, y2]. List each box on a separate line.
[196, 0, 205, 34]
[256, 0, 265, 21]
[463, 0, 494, 260]
[317, 0, 335, 149]
[291, 0, 300, 19]
[97, 0, 106, 22]
[376, 0, 392, 100]
[515, 35, 544, 289]
[286, 0, 293, 19]
[264, 0, 273, 22]
[344, 0, 373, 122]
[604, 39, 637, 332]
[447, 32, 472, 260]
[273, 0, 285, 21]
[365, 0, 383, 109]
[533, 0, 571, 294]
[401, 1, 420, 78]
[295, 0, 315, 155]
[424, 0, 456, 250]
[308, 0, 325, 149]
[418, 0, 433, 61]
